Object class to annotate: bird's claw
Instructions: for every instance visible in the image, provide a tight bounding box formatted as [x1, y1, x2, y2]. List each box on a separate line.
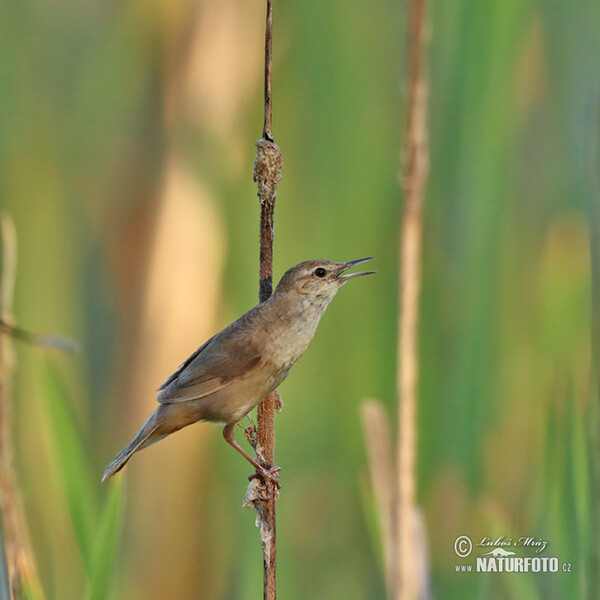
[248, 465, 281, 489]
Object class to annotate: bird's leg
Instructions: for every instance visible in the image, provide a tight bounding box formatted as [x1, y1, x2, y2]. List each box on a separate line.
[223, 423, 280, 489]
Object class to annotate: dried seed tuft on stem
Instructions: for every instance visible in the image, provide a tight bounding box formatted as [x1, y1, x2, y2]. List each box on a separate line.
[254, 139, 283, 303]
[254, 140, 283, 207]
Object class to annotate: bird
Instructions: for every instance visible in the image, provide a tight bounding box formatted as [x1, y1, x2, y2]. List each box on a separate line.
[102, 258, 374, 484]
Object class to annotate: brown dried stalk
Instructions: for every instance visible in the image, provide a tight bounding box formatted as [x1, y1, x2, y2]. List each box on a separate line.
[396, 0, 429, 597]
[249, 139, 282, 600]
[246, 2, 282, 598]
[0, 215, 45, 600]
[261, 0, 274, 143]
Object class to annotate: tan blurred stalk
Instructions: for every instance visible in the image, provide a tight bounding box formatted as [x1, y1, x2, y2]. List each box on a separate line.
[361, 0, 430, 598]
[361, 399, 431, 600]
[0, 215, 45, 600]
[395, 0, 429, 595]
[361, 401, 396, 592]
[124, 155, 225, 600]
[114, 1, 262, 598]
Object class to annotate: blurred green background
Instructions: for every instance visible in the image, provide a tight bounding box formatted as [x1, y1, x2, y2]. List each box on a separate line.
[1, 0, 599, 598]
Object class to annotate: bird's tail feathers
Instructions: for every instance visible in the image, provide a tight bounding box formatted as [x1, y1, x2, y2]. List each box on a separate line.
[102, 410, 166, 482]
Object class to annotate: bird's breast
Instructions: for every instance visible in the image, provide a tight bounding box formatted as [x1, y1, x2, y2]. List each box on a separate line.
[266, 312, 322, 372]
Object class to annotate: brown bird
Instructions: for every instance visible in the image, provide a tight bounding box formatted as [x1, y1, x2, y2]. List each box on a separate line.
[102, 258, 374, 484]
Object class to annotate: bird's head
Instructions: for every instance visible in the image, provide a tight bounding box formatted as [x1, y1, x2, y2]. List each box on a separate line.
[274, 258, 375, 306]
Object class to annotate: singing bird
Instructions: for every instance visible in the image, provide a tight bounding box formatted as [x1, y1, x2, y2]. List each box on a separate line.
[103, 258, 374, 484]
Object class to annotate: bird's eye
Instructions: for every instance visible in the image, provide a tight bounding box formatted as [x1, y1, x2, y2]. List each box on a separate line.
[314, 267, 327, 278]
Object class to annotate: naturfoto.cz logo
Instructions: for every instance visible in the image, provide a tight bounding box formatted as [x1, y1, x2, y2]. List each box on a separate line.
[453, 535, 572, 574]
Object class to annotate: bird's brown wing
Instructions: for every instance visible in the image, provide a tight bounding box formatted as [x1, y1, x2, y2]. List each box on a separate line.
[156, 325, 263, 404]
[157, 338, 212, 391]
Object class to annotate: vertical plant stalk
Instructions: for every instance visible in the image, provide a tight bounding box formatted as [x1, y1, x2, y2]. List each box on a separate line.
[396, 0, 429, 598]
[262, 0, 274, 143]
[361, 401, 396, 593]
[252, 139, 282, 600]
[0, 215, 44, 600]
[249, 2, 282, 599]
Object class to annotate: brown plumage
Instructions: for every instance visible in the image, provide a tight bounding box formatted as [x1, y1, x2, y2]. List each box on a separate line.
[102, 258, 374, 483]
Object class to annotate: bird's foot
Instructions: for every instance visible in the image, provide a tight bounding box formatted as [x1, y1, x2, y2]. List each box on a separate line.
[248, 465, 281, 490]
[244, 468, 280, 505]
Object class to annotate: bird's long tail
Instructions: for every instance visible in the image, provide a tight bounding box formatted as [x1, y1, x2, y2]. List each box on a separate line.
[102, 409, 168, 481]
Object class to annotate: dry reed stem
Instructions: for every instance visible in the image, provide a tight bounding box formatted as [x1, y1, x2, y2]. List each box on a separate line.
[361, 400, 396, 593]
[0, 215, 45, 600]
[411, 509, 431, 600]
[396, 0, 429, 598]
[250, 2, 282, 593]
[262, 0, 274, 142]
[251, 141, 282, 600]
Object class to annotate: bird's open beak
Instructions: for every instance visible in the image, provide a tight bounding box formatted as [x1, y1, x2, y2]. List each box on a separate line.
[337, 257, 376, 281]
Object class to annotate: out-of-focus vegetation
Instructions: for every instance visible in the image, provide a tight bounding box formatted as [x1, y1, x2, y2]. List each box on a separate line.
[0, 0, 599, 598]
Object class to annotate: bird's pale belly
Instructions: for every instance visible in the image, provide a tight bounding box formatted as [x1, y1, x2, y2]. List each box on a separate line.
[186, 363, 288, 425]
